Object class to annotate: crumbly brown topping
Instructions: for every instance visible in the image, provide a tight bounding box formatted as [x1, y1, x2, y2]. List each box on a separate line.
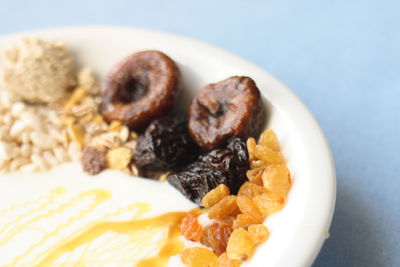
[2, 38, 77, 104]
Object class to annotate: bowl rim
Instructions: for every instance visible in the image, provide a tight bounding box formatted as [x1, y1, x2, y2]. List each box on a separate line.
[0, 26, 336, 266]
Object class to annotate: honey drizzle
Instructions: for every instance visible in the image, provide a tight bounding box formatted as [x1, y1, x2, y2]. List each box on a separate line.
[10, 189, 111, 265]
[36, 210, 188, 267]
[0, 187, 67, 238]
[0, 187, 201, 266]
[0, 187, 66, 219]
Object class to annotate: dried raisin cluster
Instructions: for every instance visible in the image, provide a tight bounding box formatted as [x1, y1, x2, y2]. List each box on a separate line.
[134, 114, 200, 174]
[178, 128, 291, 266]
[167, 137, 249, 205]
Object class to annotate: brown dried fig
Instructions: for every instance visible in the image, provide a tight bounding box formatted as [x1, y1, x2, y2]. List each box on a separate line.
[100, 50, 180, 130]
[189, 76, 264, 150]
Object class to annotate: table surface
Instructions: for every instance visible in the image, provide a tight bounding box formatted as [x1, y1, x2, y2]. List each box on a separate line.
[1, 0, 399, 266]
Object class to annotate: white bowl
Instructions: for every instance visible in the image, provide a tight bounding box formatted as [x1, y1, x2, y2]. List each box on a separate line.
[0, 26, 336, 267]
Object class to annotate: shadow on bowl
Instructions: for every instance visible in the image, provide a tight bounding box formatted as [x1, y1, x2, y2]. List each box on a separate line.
[313, 171, 386, 267]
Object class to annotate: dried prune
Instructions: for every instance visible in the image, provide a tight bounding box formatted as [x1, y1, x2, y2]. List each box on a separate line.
[227, 136, 250, 190]
[81, 146, 106, 175]
[189, 76, 265, 150]
[134, 114, 200, 174]
[167, 137, 249, 205]
[100, 50, 180, 130]
[167, 161, 228, 205]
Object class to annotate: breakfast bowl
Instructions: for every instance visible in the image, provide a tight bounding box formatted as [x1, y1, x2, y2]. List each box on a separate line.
[0, 26, 336, 267]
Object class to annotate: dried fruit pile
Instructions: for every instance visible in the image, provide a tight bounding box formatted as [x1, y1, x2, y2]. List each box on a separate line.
[92, 50, 292, 265]
[59, 50, 291, 265]
[7, 46, 289, 266]
[166, 137, 249, 205]
[1, 39, 292, 266]
[178, 128, 291, 266]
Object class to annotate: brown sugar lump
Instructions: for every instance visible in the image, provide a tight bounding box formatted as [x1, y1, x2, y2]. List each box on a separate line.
[2, 38, 76, 104]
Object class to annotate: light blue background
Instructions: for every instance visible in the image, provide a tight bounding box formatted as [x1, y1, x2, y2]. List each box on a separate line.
[1, 0, 399, 266]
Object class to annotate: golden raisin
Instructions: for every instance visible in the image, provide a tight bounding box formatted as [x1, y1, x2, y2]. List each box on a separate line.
[233, 213, 258, 229]
[208, 196, 238, 220]
[221, 216, 236, 227]
[200, 221, 233, 255]
[254, 192, 285, 216]
[262, 164, 291, 195]
[248, 224, 269, 244]
[226, 228, 255, 261]
[236, 196, 264, 223]
[202, 184, 230, 208]
[180, 214, 203, 242]
[254, 145, 285, 165]
[250, 160, 264, 169]
[246, 168, 264, 186]
[238, 182, 268, 198]
[258, 129, 281, 151]
[217, 252, 241, 267]
[181, 247, 218, 267]
[246, 137, 256, 162]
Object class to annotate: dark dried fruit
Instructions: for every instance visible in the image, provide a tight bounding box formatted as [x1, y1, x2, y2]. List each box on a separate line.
[81, 146, 106, 175]
[167, 137, 249, 205]
[200, 221, 233, 255]
[189, 76, 265, 150]
[134, 114, 200, 174]
[100, 50, 180, 130]
[167, 161, 227, 205]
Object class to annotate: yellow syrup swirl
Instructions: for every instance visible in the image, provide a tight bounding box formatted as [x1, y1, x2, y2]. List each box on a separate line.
[0, 187, 200, 266]
[10, 189, 112, 265]
[0, 187, 67, 238]
[0, 188, 110, 248]
[36, 209, 188, 267]
[0, 187, 66, 219]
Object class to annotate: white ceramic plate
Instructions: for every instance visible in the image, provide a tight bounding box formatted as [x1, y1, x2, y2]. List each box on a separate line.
[0, 26, 336, 267]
